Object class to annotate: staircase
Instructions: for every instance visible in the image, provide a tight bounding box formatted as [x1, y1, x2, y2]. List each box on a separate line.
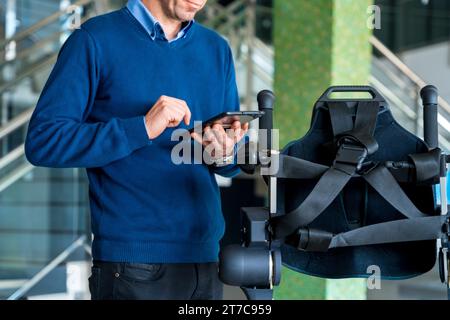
[0, 0, 448, 299]
[0, 0, 117, 299]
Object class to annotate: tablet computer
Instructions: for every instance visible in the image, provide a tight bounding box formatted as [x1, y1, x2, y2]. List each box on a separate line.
[188, 111, 264, 133]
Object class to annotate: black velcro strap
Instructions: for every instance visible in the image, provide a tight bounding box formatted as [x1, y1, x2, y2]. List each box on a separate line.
[408, 148, 441, 182]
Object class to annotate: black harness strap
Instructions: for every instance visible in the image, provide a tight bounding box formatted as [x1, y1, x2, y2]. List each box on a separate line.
[363, 165, 427, 219]
[276, 151, 440, 184]
[272, 101, 380, 239]
[274, 154, 328, 179]
[273, 166, 354, 239]
[288, 215, 445, 252]
[285, 165, 443, 252]
[329, 215, 445, 249]
[273, 100, 445, 253]
[328, 102, 354, 136]
[354, 101, 378, 136]
[339, 101, 379, 155]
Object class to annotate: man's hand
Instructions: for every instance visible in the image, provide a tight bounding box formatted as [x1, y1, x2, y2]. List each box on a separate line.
[191, 121, 249, 160]
[145, 95, 191, 139]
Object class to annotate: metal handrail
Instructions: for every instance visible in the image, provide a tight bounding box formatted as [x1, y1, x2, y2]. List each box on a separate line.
[0, 14, 92, 69]
[0, 1, 103, 186]
[205, 0, 246, 29]
[237, 50, 273, 85]
[370, 76, 417, 119]
[0, 162, 34, 193]
[1, 31, 62, 66]
[370, 37, 426, 87]
[0, 109, 34, 140]
[0, 53, 57, 94]
[0, 110, 33, 186]
[439, 97, 450, 119]
[253, 37, 274, 57]
[370, 36, 450, 115]
[7, 235, 87, 300]
[371, 76, 450, 151]
[0, 144, 24, 171]
[0, 0, 95, 50]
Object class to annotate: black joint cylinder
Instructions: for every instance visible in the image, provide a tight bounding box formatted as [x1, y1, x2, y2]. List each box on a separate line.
[420, 85, 439, 149]
[421, 85, 439, 106]
[218, 245, 272, 288]
[257, 90, 275, 152]
[257, 90, 275, 111]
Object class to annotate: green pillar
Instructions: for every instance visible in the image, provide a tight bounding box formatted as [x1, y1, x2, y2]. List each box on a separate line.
[273, 0, 373, 300]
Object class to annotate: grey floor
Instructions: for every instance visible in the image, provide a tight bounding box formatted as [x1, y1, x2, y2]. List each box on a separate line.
[223, 285, 247, 300]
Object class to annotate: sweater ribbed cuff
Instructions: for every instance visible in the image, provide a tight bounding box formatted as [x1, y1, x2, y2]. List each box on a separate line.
[121, 116, 152, 152]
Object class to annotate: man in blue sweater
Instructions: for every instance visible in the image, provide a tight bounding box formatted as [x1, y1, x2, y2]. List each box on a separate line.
[25, 0, 248, 300]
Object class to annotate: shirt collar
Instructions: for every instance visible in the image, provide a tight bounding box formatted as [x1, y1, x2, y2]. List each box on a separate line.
[127, 0, 194, 42]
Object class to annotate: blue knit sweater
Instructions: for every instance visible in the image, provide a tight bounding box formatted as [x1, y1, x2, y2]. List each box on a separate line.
[25, 7, 240, 263]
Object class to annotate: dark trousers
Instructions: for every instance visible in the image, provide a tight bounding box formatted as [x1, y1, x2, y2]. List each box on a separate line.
[89, 260, 223, 300]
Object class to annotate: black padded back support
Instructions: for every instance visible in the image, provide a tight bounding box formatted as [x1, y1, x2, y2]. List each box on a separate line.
[278, 100, 437, 279]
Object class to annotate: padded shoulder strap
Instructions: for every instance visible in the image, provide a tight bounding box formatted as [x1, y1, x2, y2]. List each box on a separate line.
[340, 101, 379, 155]
[328, 102, 353, 136]
[272, 102, 380, 239]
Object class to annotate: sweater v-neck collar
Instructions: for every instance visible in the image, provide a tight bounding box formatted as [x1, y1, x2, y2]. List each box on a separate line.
[122, 7, 196, 49]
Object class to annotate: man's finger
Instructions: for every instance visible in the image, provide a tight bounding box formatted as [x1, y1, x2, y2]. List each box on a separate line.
[211, 124, 227, 145]
[231, 121, 241, 130]
[203, 126, 216, 142]
[236, 122, 249, 141]
[166, 105, 185, 127]
[171, 97, 191, 125]
[191, 132, 214, 147]
[163, 97, 191, 126]
[191, 132, 203, 145]
[225, 121, 240, 141]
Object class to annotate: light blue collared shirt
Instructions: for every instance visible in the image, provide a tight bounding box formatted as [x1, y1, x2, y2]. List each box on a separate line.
[126, 0, 194, 43]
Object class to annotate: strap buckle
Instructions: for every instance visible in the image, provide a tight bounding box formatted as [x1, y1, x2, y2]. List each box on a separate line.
[295, 228, 333, 252]
[333, 138, 368, 173]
